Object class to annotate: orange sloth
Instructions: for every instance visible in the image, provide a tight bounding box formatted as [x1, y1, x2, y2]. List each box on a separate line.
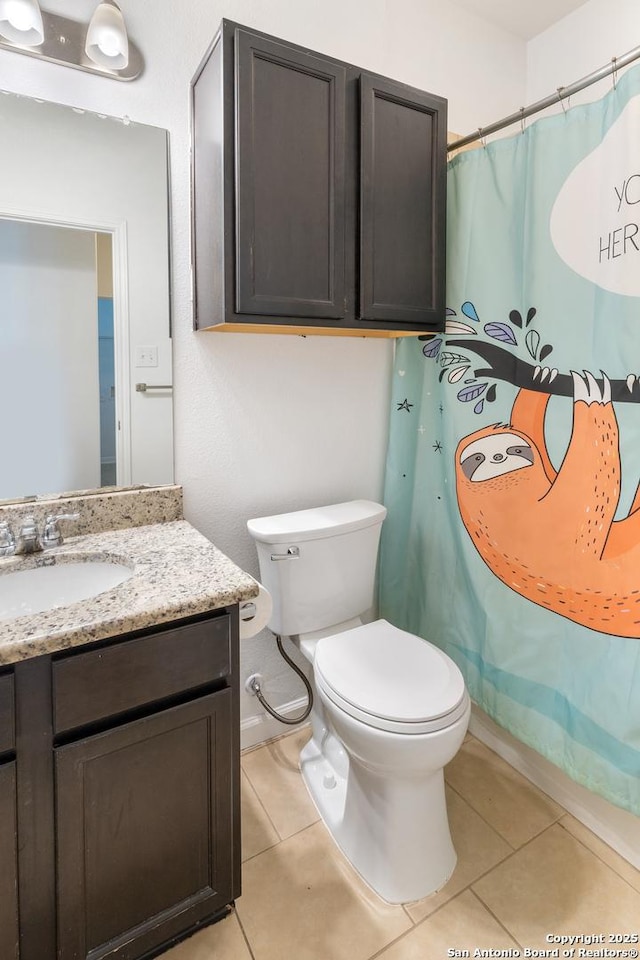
[455, 371, 640, 638]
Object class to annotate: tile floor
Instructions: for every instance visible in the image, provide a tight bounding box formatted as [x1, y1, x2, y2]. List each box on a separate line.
[164, 728, 640, 960]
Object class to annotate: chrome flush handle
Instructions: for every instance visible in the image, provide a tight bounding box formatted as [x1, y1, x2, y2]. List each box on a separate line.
[42, 513, 80, 548]
[270, 546, 300, 561]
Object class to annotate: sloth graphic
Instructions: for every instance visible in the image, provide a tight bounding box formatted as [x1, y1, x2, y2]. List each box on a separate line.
[455, 371, 640, 638]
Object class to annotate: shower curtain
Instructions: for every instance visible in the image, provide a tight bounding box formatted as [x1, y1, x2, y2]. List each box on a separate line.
[379, 64, 640, 813]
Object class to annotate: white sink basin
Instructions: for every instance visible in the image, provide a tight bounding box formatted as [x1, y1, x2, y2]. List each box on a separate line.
[0, 557, 134, 621]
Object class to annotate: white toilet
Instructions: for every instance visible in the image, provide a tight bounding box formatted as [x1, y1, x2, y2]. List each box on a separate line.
[247, 500, 470, 904]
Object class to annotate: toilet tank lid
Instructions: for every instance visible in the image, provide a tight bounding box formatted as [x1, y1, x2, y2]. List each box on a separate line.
[247, 500, 387, 544]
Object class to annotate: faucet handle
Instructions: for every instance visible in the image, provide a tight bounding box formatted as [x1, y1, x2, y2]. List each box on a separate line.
[42, 513, 80, 548]
[0, 521, 15, 557]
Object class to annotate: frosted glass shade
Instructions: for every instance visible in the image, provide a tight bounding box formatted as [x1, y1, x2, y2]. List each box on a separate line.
[85, 0, 128, 70]
[0, 0, 44, 46]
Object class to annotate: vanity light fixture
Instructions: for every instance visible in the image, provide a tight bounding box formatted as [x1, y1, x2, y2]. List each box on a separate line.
[0, 0, 143, 80]
[0, 0, 44, 46]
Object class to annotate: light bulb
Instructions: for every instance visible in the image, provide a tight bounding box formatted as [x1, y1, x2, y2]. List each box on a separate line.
[85, 0, 128, 71]
[0, 0, 44, 46]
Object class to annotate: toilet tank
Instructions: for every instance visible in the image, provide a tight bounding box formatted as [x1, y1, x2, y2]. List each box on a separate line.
[247, 500, 387, 637]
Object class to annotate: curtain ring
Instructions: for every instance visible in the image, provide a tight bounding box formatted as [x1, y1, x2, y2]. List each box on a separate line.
[520, 107, 526, 135]
[557, 86, 568, 114]
[478, 127, 487, 149]
[612, 56, 618, 89]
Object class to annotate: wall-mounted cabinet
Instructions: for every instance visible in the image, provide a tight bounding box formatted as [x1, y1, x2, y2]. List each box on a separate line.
[191, 21, 447, 337]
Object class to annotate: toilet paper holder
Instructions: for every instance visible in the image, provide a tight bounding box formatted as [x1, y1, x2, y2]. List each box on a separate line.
[240, 601, 257, 621]
[238, 583, 273, 641]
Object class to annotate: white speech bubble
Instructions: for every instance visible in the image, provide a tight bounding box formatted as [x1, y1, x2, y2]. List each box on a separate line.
[550, 95, 640, 297]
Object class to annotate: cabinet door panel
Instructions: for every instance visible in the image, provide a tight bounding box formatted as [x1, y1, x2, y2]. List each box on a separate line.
[55, 691, 233, 960]
[0, 761, 19, 960]
[360, 74, 446, 326]
[0, 672, 15, 753]
[235, 28, 346, 319]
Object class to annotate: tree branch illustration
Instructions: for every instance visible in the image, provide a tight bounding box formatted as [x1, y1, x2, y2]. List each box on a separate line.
[446, 338, 640, 403]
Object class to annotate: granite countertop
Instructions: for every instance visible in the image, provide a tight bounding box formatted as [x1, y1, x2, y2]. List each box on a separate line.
[0, 520, 259, 666]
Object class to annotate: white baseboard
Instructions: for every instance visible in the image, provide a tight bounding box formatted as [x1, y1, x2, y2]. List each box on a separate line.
[469, 704, 640, 870]
[241, 696, 309, 752]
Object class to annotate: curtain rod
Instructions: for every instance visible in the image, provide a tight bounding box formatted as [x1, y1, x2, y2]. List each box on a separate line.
[447, 43, 640, 152]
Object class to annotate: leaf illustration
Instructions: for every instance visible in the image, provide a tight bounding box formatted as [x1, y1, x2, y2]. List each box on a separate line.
[422, 338, 442, 359]
[461, 301, 480, 323]
[484, 322, 518, 345]
[440, 351, 470, 368]
[525, 329, 540, 360]
[446, 320, 478, 335]
[509, 309, 523, 328]
[448, 365, 470, 384]
[446, 307, 457, 317]
[457, 383, 488, 403]
[526, 307, 537, 326]
[539, 344, 553, 362]
[486, 384, 497, 403]
[474, 400, 485, 415]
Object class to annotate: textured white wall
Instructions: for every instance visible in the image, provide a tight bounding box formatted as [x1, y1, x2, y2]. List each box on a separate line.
[527, 0, 640, 105]
[0, 0, 526, 739]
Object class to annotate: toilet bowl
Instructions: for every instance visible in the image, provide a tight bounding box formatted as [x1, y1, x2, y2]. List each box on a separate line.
[247, 500, 470, 904]
[300, 619, 470, 903]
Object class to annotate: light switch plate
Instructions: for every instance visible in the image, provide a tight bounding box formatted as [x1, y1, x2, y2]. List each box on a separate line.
[135, 345, 158, 368]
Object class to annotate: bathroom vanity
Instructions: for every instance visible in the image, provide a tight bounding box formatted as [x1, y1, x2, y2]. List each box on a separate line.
[0, 487, 258, 960]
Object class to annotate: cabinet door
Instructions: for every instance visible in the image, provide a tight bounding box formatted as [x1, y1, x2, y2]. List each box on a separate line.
[360, 74, 446, 327]
[55, 691, 234, 960]
[235, 28, 346, 319]
[0, 761, 19, 960]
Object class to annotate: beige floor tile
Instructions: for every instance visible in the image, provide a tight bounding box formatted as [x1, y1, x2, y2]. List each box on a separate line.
[445, 739, 563, 847]
[559, 814, 640, 893]
[160, 911, 252, 960]
[242, 728, 319, 840]
[378, 890, 520, 959]
[236, 821, 412, 960]
[241, 770, 279, 861]
[473, 823, 640, 947]
[405, 787, 512, 923]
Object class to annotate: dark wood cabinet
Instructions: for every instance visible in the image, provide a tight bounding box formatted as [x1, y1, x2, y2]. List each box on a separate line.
[7, 607, 240, 960]
[0, 670, 18, 959]
[0, 760, 19, 960]
[56, 691, 233, 960]
[191, 21, 447, 337]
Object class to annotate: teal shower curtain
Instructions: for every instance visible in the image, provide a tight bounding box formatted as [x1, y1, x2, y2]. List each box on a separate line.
[380, 65, 640, 813]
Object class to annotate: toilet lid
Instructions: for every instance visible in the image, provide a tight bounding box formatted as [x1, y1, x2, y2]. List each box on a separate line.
[314, 619, 467, 734]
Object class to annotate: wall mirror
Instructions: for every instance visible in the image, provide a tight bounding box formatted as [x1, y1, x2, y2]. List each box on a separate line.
[0, 92, 173, 504]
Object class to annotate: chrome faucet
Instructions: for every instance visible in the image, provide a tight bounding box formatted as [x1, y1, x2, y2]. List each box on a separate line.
[0, 521, 15, 557]
[0, 512, 80, 556]
[15, 516, 42, 554]
[42, 513, 80, 548]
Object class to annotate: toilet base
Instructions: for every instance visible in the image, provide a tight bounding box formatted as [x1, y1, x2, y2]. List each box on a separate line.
[300, 725, 459, 905]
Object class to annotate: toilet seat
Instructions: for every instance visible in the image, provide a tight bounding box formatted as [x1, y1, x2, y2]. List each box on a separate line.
[314, 619, 468, 735]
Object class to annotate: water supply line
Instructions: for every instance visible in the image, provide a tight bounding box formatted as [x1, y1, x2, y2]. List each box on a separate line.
[246, 634, 313, 725]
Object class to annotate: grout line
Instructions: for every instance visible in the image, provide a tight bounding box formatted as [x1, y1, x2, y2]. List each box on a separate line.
[445, 781, 518, 852]
[233, 904, 258, 960]
[240, 768, 284, 843]
[556, 817, 640, 895]
[468, 888, 525, 950]
[445, 775, 565, 850]
[400, 902, 416, 925]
